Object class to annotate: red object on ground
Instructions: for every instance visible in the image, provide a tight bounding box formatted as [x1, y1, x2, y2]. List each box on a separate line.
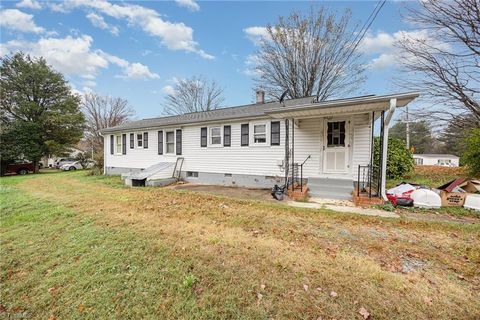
[387, 189, 415, 206]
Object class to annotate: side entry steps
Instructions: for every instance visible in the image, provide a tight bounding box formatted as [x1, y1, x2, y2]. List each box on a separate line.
[172, 157, 184, 180]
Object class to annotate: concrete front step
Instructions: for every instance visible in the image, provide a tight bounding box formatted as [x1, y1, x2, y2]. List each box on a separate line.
[309, 191, 352, 200]
[308, 177, 353, 200]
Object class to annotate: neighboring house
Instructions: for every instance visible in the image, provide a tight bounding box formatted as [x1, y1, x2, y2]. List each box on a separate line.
[413, 154, 459, 167]
[100, 91, 419, 200]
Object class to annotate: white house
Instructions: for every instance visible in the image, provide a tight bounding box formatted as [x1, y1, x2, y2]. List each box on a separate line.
[101, 91, 419, 200]
[413, 154, 460, 167]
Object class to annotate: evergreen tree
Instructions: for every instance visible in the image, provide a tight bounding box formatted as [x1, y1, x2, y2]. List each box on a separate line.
[0, 53, 84, 172]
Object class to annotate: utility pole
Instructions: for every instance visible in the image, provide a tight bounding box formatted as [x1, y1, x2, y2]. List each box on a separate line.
[405, 106, 410, 149]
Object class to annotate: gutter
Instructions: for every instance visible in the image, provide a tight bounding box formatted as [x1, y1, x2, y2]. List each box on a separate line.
[380, 98, 397, 201]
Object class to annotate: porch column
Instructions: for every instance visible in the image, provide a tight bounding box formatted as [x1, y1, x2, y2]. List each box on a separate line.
[380, 98, 397, 201]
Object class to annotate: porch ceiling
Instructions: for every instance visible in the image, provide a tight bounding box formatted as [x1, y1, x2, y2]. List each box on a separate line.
[265, 91, 420, 119]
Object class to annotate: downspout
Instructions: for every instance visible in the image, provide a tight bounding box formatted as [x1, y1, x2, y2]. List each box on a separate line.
[380, 98, 397, 201]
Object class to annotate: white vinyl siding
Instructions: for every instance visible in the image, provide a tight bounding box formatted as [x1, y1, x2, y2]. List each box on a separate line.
[104, 113, 373, 180]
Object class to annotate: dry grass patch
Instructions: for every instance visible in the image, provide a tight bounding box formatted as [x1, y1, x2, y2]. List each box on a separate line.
[2, 171, 480, 319]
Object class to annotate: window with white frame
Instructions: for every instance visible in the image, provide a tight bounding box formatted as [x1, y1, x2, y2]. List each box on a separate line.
[115, 135, 122, 154]
[210, 127, 221, 145]
[166, 131, 175, 154]
[136, 133, 143, 148]
[253, 124, 267, 144]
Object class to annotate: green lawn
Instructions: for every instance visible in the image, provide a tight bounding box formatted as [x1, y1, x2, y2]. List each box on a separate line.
[1, 171, 479, 319]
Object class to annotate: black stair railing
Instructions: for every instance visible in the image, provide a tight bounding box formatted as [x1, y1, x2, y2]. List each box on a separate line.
[291, 155, 311, 192]
[357, 164, 380, 198]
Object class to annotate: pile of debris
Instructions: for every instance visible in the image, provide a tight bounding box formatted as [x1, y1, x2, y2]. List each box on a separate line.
[387, 178, 480, 210]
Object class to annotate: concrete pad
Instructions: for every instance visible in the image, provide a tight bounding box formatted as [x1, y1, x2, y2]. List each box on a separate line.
[287, 201, 399, 218]
[324, 205, 399, 218]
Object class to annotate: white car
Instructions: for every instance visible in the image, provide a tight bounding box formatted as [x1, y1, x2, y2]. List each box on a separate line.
[60, 161, 83, 171]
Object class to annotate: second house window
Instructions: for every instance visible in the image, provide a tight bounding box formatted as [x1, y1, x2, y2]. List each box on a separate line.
[166, 131, 175, 154]
[210, 127, 221, 145]
[253, 124, 267, 144]
[136, 133, 143, 148]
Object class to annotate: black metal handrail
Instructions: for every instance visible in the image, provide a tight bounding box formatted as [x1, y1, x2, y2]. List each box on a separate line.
[357, 164, 380, 198]
[291, 155, 311, 192]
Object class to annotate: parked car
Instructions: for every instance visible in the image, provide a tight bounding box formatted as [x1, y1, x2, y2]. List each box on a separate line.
[60, 161, 83, 171]
[55, 158, 76, 169]
[3, 160, 35, 175]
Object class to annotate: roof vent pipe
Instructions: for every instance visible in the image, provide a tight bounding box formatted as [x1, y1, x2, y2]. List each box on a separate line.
[256, 90, 265, 104]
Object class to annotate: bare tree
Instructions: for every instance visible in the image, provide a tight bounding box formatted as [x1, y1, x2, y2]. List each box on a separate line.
[396, 0, 480, 129]
[253, 6, 365, 101]
[162, 76, 225, 115]
[82, 92, 134, 153]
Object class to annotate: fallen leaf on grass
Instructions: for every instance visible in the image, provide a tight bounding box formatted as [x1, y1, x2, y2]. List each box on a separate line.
[260, 284, 266, 290]
[77, 304, 85, 312]
[257, 292, 263, 300]
[424, 296, 433, 305]
[303, 284, 309, 292]
[330, 291, 337, 298]
[359, 307, 370, 319]
[48, 287, 56, 294]
[48, 315, 56, 320]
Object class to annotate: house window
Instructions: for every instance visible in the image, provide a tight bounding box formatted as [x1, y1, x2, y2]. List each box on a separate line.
[200, 127, 207, 147]
[166, 131, 175, 154]
[136, 133, 143, 148]
[271, 121, 280, 146]
[253, 124, 267, 144]
[186, 171, 199, 178]
[129, 133, 134, 149]
[210, 127, 221, 145]
[327, 121, 346, 147]
[115, 135, 122, 154]
[241, 124, 249, 146]
[223, 125, 231, 147]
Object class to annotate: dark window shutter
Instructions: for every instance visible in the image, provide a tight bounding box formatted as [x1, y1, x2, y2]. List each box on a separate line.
[241, 124, 249, 146]
[110, 135, 114, 154]
[130, 133, 134, 149]
[271, 121, 280, 146]
[200, 127, 207, 147]
[223, 126, 231, 147]
[158, 131, 163, 155]
[143, 132, 148, 148]
[122, 134, 127, 154]
[176, 129, 182, 155]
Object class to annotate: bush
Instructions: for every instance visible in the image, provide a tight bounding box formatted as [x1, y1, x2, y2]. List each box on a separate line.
[462, 128, 480, 176]
[374, 137, 414, 179]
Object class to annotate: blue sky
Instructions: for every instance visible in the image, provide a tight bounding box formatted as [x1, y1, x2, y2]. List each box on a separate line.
[1, 0, 422, 119]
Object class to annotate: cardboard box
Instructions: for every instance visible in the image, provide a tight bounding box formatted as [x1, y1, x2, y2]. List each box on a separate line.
[459, 180, 480, 193]
[440, 190, 466, 207]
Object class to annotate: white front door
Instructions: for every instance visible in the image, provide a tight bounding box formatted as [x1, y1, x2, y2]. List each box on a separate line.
[323, 119, 349, 173]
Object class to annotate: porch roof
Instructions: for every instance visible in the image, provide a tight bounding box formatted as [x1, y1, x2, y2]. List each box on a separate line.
[264, 92, 420, 119]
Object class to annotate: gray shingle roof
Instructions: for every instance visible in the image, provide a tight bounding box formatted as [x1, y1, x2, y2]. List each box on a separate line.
[100, 96, 315, 133]
[100, 92, 419, 134]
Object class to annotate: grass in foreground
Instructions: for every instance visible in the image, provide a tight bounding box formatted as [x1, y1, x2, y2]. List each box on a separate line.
[1, 171, 479, 319]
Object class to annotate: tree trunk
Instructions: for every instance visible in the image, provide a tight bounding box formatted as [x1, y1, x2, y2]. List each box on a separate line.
[33, 160, 39, 173]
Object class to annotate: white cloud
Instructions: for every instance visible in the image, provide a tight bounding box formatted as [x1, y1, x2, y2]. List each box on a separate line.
[86, 12, 119, 36]
[16, 0, 42, 10]
[243, 54, 262, 77]
[117, 62, 160, 80]
[360, 30, 451, 69]
[0, 9, 44, 33]
[244, 26, 270, 45]
[175, 0, 200, 12]
[161, 85, 176, 95]
[0, 35, 159, 81]
[52, 0, 213, 59]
